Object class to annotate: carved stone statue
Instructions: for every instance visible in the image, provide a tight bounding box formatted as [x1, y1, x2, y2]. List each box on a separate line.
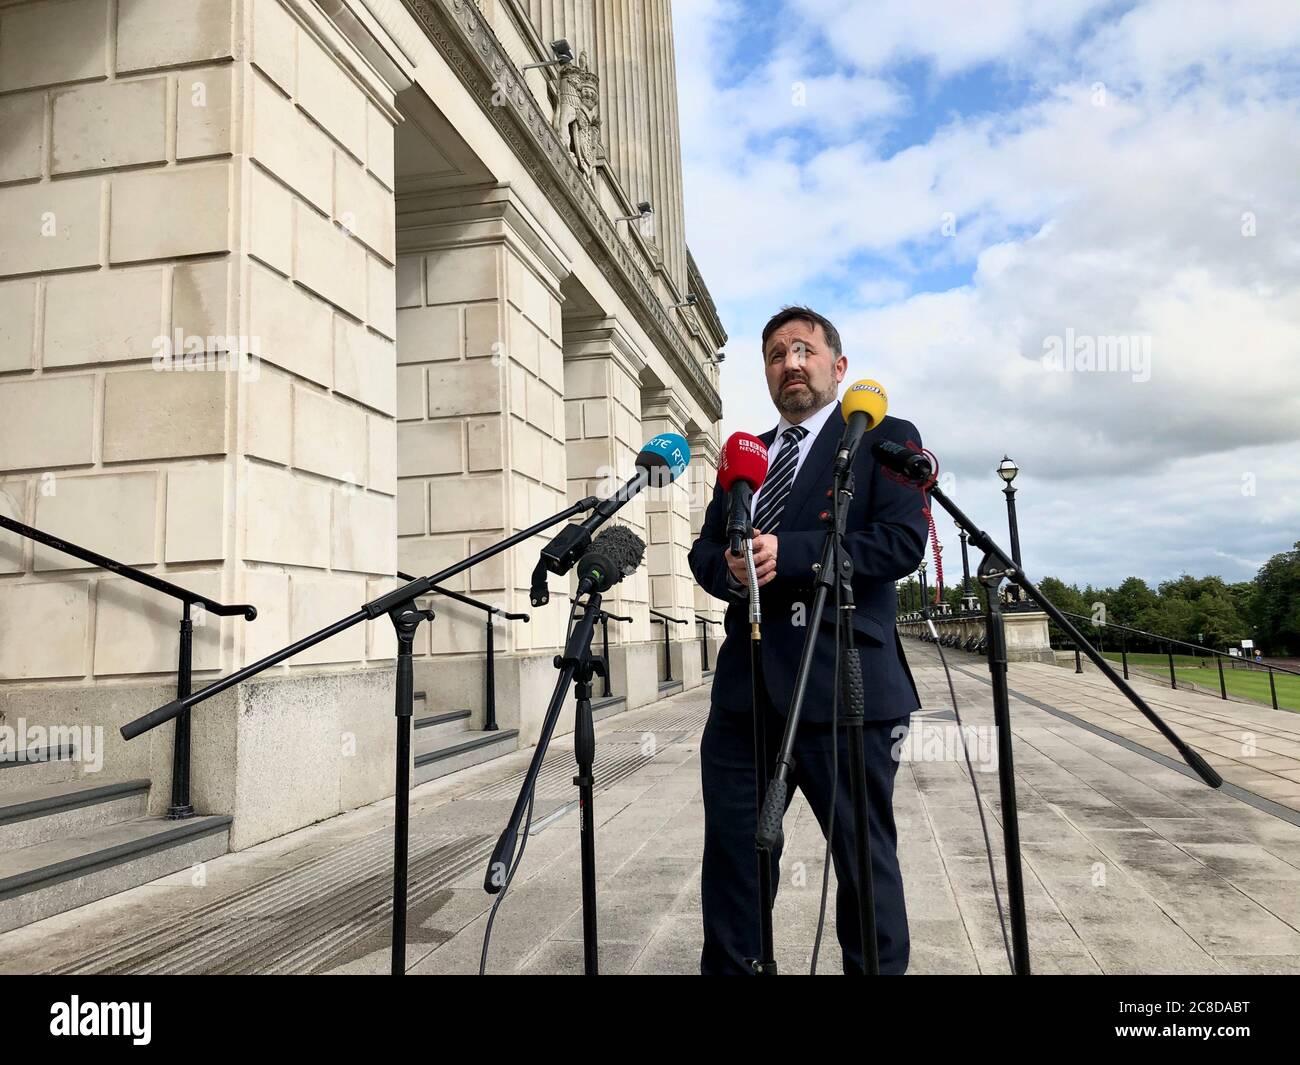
[552, 51, 604, 182]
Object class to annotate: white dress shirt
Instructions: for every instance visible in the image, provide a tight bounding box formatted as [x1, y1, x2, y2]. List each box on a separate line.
[750, 398, 837, 517]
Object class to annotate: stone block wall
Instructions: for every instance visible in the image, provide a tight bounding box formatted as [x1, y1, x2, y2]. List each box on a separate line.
[0, 0, 400, 687]
[393, 194, 572, 732]
[0, 0, 404, 845]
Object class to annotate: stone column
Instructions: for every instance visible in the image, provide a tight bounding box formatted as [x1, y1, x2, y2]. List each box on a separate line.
[394, 189, 572, 743]
[640, 0, 687, 289]
[562, 316, 658, 708]
[523, 0, 596, 56]
[589, 1, 687, 292]
[591, 1, 650, 218]
[0, 0, 401, 849]
[1004, 611, 1055, 664]
[640, 385, 698, 688]
[688, 426, 723, 670]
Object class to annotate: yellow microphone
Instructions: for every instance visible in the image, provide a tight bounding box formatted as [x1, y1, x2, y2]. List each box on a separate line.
[835, 379, 889, 472]
[841, 379, 888, 428]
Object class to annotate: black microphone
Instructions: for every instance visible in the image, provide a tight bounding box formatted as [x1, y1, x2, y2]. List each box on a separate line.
[575, 526, 646, 598]
[531, 434, 690, 606]
[870, 439, 933, 482]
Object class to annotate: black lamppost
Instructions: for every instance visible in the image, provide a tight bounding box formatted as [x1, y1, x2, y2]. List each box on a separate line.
[998, 455, 1023, 602]
[918, 558, 929, 615]
[959, 527, 978, 612]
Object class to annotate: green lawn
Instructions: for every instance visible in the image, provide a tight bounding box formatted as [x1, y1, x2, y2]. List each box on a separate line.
[1099, 652, 1300, 711]
[1099, 650, 1218, 669]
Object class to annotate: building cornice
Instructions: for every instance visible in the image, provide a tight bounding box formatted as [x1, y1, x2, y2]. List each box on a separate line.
[687, 248, 727, 351]
[401, 0, 723, 422]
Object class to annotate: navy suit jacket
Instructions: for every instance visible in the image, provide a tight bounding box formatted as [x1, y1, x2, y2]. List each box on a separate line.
[688, 409, 927, 724]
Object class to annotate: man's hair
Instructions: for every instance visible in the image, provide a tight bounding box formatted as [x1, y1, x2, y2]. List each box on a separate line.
[760, 305, 843, 359]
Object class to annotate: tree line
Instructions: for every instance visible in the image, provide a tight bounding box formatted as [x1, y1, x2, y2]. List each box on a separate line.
[898, 540, 1300, 655]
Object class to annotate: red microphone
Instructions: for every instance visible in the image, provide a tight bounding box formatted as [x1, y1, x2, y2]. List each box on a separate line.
[719, 432, 769, 556]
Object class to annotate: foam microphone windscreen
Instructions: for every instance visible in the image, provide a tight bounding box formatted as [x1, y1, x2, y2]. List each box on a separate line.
[718, 432, 769, 492]
[595, 524, 646, 574]
[578, 524, 647, 593]
[840, 379, 888, 430]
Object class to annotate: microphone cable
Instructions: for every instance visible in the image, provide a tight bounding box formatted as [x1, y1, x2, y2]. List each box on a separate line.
[926, 627, 1014, 973]
[810, 475, 844, 974]
[913, 450, 1014, 973]
[478, 601, 582, 975]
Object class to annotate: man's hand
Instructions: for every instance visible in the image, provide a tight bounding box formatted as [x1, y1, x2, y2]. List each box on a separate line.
[725, 529, 778, 588]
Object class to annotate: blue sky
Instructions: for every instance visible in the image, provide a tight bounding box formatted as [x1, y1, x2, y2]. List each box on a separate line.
[673, 0, 1300, 590]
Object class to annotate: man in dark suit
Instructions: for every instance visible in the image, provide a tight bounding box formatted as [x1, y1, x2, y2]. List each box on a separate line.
[687, 306, 928, 975]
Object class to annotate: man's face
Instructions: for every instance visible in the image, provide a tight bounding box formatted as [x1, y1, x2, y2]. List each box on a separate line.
[762, 319, 847, 419]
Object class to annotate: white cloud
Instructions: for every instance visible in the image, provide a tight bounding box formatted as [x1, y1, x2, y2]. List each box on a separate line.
[679, 0, 1300, 585]
[787, 0, 1112, 76]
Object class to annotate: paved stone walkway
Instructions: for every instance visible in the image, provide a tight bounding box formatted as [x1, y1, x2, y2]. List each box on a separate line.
[995, 656, 1300, 810]
[1, 643, 1298, 975]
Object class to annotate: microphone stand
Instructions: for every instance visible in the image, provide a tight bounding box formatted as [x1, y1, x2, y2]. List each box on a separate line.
[119, 496, 601, 976]
[754, 460, 878, 974]
[917, 475, 1223, 975]
[483, 593, 607, 974]
[735, 531, 777, 976]
[831, 471, 877, 974]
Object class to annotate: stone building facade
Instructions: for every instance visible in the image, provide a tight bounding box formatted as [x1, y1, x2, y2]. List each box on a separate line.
[0, 0, 725, 852]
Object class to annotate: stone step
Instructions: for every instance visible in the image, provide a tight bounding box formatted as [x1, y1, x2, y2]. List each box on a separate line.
[657, 680, 684, 697]
[590, 694, 627, 723]
[413, 728, 519, 786]
[413, 708, 473, 740]
[0, 745, 79, 792]
[0, 778, 151, 851]
[0, 814, 232, 935]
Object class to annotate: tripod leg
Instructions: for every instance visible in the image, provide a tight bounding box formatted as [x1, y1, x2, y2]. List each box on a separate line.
[839, 608, 878, 974]
[750, 643, 777, 975]
[844, 723, 878, 973]
[389, 606, 430, 977]
[980, 578, 1031, 974]
[393, 710, 410, 976]
[574, 670, 598, 975]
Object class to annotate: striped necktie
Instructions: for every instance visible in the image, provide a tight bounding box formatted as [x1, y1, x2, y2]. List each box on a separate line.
[751, 425, 809, 533]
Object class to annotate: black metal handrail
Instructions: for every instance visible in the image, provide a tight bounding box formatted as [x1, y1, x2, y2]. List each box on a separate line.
[0, 515, 256, 619]
[648, 608, 688, 682]
[0, 515, 257, 819]
[397, 572, 529, 730]
[1052, 610, 1299, 711]
[696, 615, 721, 671]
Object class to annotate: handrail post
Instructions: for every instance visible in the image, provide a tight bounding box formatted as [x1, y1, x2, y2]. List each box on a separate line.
[1167, 642, 1177, 690]
[168, 603, 195, 820]
[484, 614, 498, 731]
[1217, 655, 1226, 699]
[699, 619, 709, 672]
[1074, 643, 1082, 674]
[1269, 668, 1278, 710]
[654, 619, 673, 682]
[600, 614, 612, 698]
[1121, 634, 1129, 680]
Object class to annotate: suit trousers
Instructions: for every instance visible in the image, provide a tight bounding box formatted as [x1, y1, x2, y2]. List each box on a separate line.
[699, 680, 911, 974]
